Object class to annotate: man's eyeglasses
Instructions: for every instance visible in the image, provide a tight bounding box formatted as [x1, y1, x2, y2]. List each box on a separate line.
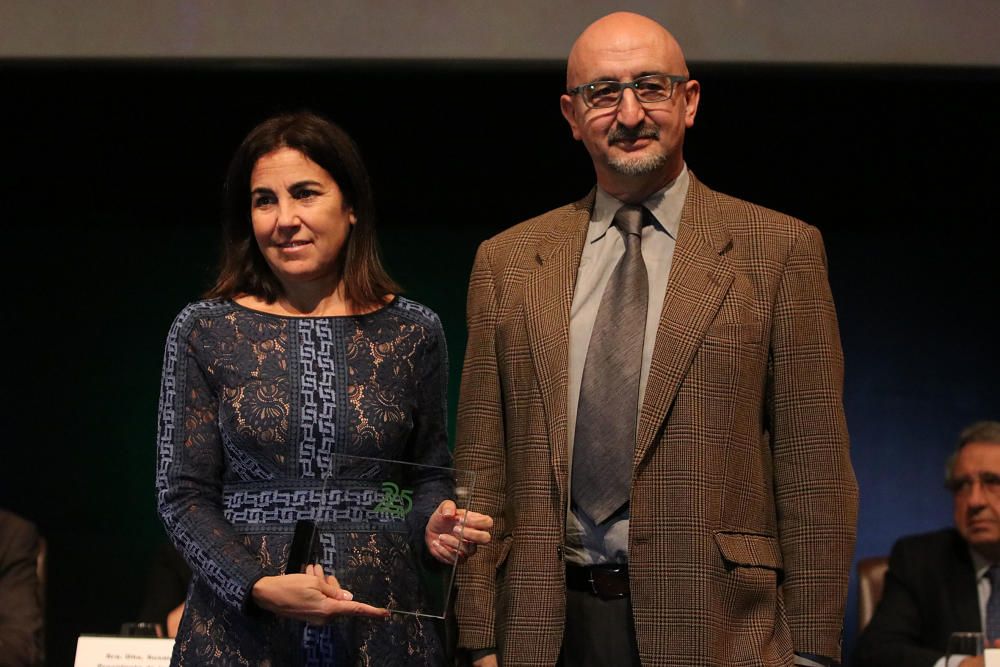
[946, 472, 1000, 497]
[567, 74, 689, 109]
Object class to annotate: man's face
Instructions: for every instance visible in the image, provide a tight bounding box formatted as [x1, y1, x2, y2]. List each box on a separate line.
[952, 442, 1000, 556]
[560, 23, 699, 191]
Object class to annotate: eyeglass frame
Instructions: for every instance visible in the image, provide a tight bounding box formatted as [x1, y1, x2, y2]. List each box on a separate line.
[566, 73, 691, 109]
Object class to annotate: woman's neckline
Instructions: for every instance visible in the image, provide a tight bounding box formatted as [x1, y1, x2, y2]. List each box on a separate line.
[228, 295, 398, 320]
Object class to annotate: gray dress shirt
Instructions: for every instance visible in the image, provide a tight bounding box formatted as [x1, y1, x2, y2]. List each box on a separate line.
[564, 167, 688, 565]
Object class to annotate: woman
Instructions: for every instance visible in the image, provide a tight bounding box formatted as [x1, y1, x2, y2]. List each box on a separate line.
[156, 111, 491, 665]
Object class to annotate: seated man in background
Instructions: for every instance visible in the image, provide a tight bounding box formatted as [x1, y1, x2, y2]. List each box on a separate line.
[138, 542, 191, 638]
[0, 508, 43, 667]
[854, 421, 1000, 667]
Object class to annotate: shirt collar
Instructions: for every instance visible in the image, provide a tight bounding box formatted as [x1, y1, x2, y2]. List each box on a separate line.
[589, 164, 689, 244]
[970, 545, 994, 580]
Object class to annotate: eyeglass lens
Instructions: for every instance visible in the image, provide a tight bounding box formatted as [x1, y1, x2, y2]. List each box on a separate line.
[584, 75, 676, 108]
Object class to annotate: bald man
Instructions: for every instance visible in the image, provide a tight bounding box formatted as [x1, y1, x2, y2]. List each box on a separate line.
[454, 12, 857, 667]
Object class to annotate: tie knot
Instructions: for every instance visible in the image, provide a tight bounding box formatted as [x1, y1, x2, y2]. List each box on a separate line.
[613, 205, 645, 237]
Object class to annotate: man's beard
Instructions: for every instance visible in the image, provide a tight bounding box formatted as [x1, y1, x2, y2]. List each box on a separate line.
[606, 124, 667, 176]
[608, 152, 668, 176]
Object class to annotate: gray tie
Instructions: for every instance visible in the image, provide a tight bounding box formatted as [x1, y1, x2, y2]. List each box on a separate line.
[572, 205, 649, 525]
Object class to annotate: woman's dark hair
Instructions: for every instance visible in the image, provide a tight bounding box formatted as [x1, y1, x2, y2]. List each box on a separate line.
[205, 111, 399, 307]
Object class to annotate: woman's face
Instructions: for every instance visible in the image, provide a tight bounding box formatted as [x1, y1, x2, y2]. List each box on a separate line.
[249, 147, 355, 289]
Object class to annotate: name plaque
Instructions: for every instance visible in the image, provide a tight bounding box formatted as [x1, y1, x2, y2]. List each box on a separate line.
[74, 636, 173, 667]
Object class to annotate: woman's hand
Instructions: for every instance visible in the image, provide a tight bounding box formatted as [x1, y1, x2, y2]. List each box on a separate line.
[251, 564, 389, 623]
[425, 500, 494, 564]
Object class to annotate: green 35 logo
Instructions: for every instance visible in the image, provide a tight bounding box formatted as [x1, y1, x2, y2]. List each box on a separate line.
[373, 482, 413, 518]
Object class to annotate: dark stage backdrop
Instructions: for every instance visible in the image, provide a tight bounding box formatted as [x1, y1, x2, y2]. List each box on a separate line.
[1, 60, 997, 665]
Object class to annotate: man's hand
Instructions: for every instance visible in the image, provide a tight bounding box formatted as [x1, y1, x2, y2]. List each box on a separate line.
[425, 499, 494, 564]
[472, 654, 499, 667]
[251, 564, 388, 623]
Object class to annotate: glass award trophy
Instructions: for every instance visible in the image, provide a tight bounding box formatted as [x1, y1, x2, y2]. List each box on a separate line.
[286, 453, 476, 619]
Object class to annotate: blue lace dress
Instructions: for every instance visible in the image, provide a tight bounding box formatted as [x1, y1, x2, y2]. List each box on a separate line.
[155, 297, 452, 666]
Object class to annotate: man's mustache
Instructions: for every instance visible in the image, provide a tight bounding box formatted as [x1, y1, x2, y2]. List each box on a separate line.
[608, 124, 660, 145]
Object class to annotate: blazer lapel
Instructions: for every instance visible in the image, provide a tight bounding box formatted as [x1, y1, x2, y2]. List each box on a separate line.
[523, 193, 593, 501]
[635, 176, 734, 464]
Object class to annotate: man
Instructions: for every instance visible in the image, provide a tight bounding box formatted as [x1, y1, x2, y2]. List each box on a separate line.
[138, 542, 191, 638]
[0, 509, 43, 667]
[853, 421, 1000, 667]
[454, 11, 857, 667]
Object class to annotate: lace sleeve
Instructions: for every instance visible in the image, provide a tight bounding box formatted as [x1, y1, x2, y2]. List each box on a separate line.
[403, 312, 455, 559]
[155, 304, 266, 611]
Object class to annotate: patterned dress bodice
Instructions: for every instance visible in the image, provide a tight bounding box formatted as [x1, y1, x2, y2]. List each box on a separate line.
[156, 298, 451, 666]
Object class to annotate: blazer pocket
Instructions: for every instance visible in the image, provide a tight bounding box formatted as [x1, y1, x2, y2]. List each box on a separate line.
[714, 531, 784, 573]
[703, 319, 763, 346]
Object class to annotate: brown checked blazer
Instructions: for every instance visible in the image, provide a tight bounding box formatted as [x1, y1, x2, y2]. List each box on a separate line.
[454, 174, 858, 666]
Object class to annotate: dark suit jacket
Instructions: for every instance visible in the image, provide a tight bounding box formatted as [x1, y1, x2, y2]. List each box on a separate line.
[852, 529, 981, 667]
[138, 542, 191, 634]
[454, 175, 857, 666]
[0, 509, 43, 667]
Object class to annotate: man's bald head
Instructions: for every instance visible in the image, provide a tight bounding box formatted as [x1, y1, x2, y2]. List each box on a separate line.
[560, 12, 699, 201]
[567, 12, 689, 88]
